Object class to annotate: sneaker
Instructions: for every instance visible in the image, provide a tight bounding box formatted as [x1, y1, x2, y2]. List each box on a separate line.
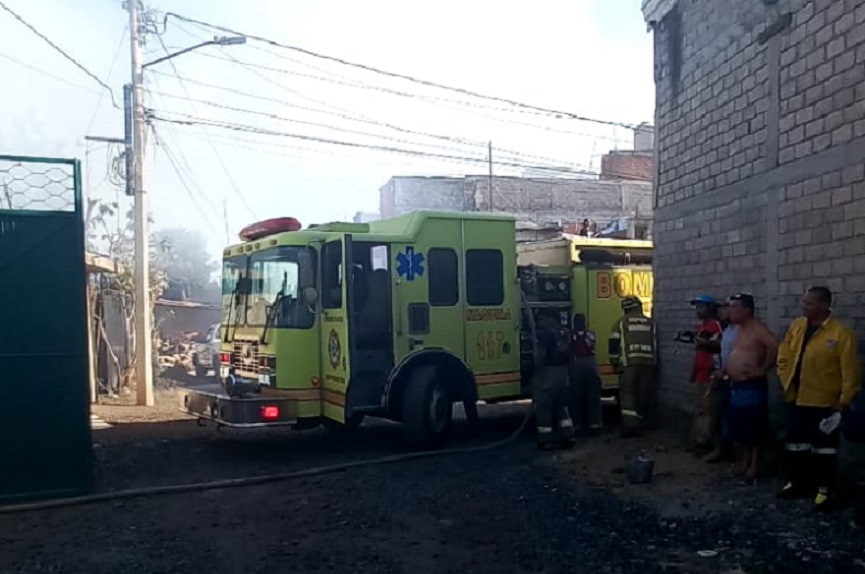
[814, 489, 841, 512]
[777, 482, 810, 500]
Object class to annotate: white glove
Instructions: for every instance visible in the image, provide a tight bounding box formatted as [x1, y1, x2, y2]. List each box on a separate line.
[819, 412, 842, 435]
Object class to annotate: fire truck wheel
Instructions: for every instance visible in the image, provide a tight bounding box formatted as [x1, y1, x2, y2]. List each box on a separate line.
[344, 412, 365, 430]
[402, 366, 452, 450]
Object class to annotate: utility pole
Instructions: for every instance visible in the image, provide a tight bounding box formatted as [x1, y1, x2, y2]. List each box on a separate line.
[488, 141, 493, 212]
[128, 0, 153, 406]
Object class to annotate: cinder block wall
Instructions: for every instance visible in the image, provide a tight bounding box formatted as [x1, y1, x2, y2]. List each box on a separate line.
[379, 176, 654, 233]
[652, 0, 865, 413]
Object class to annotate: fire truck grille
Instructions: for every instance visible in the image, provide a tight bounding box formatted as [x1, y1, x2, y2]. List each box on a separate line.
[232, 340, 261, 375]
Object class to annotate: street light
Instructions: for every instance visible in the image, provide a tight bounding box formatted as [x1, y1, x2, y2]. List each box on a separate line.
[142, 35, 247, 69]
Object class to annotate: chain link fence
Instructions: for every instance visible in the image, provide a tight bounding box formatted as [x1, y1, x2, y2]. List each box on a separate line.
[0, 156, 78, 212]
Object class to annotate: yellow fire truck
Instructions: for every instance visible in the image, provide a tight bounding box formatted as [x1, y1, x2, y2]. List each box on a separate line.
[179, 212, 653, 448]
[180, 212, 524, 448]
[517, 235, 654, 398]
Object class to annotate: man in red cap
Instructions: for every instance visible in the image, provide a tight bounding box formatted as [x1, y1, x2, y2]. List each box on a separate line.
[689, 295, 723, 453]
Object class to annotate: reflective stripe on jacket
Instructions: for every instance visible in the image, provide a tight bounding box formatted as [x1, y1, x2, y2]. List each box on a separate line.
[777, 316, 862, 409]
[610, 314, 657, 368]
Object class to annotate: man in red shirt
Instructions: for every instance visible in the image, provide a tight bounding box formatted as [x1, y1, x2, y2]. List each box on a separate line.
[690, 295, 723, 452]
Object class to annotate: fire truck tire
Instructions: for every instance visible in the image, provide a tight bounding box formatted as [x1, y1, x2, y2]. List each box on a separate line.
[402, 366, 452, 450]
[345, 412, 366, 429]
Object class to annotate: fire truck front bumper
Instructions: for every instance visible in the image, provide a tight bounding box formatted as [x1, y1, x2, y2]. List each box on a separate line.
[178, 387, 297, 428]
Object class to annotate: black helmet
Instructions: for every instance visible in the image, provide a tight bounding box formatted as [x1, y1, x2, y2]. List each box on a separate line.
[621, 296, 642, 311]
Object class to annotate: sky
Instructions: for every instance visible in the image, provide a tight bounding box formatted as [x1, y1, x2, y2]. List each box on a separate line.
[0, 0, 654, 259]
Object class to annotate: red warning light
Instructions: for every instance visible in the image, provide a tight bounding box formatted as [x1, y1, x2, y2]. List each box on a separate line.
[261, 405, 280, 420]
[219, 353, 231, 365]
[239, 217, 302, 241]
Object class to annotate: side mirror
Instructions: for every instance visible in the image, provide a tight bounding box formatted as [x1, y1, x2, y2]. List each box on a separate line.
[302, 287, 319, 307]
[298, 248, 316, 289]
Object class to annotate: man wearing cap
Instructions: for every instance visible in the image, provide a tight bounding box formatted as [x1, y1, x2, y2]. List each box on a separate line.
[704, 302, 739, 463]
[689, 295, 724, 452]
[609, 296, 657, 437]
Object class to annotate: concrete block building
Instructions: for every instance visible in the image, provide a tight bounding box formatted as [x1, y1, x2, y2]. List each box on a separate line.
[644, 0, 865, 411]
[379, 175, 654, 238]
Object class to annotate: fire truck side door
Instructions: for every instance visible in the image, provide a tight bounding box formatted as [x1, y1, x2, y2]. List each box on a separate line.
[320, 238, 350, 423]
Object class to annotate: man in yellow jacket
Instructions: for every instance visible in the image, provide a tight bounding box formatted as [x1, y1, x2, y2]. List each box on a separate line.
[776, 286, 862, 511]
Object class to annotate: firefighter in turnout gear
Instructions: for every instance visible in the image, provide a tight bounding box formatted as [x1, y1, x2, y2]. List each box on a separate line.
[609, 296, 658, 437]
[534, 313, 576, 450]
[776, 286, 862, 511]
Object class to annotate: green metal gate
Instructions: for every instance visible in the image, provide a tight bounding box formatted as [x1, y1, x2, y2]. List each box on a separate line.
[0, 155, 93, 503]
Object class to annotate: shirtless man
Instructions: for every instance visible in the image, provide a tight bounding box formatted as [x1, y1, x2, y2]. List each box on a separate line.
[722, 293, 779, 483]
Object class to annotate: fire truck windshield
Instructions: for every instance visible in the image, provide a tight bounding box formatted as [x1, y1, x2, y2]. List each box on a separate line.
[222, 246, 317, 330]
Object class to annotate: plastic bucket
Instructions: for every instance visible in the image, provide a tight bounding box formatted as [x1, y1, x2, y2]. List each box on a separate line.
[625, 455, 655, 484]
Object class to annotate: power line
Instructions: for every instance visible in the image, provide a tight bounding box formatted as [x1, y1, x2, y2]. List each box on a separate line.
[149, 111, 607, 177]
[145, 69, 485, 144]
[163, 10, 638, 130]
[156, 115, 651, 184]
[176, 48, 560, 117]
[144, 89, 585, 170]
[152, 31, 258, 220]
[0, 0, 119, 107]
[149, 123, 223, 234]
[86, 26, 129, 135]
[143, 72, 600, 169]
[145, 91, 486, 157]
[158, 21, 631, 143]
[158, 125, 596, 185]
[145, 75, 223, 217]
[0, 50, 100, 93]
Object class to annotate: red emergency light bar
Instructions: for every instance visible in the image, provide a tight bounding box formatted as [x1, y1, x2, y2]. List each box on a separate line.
[239, 217, 302, 241]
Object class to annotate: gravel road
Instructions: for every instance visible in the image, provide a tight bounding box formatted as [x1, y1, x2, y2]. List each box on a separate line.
[1, 388, 863, 574]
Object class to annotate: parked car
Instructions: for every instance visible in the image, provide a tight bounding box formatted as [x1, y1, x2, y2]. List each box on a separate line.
[192, 323, 220, 378]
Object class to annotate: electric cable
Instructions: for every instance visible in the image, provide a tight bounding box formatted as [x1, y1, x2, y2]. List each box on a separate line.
[0, 0, 119, 107]
[149, 111, 603, 176]
[0, 50, 99, 93]
[153, 31, 258, 220]
[0, 406, 532, 514]
[163, 11, 637, 129]
[144, 90, 584, 170]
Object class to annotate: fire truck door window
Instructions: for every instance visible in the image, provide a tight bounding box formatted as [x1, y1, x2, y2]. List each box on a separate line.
[428, 248, 459, 307]
[466, 249, 504, 306]
[322, 241, 343, 309]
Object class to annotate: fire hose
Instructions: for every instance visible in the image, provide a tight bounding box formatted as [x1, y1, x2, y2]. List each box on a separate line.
[0, 294, 540, 515]
[0, 407, 533, 515]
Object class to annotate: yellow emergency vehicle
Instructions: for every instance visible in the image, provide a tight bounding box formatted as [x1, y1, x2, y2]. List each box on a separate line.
[179, 211, 524, 449]
[517, 235, 654, 398]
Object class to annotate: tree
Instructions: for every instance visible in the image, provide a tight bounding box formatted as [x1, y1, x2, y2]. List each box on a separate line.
[151, 227, 219, 303]
[85, 198, 167, 394]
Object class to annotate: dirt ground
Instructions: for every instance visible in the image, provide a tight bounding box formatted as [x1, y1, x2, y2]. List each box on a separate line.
[1, 387, 864, 574]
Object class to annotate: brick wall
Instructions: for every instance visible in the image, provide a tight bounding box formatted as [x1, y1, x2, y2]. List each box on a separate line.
[651, 0, 865, 412]
[470, 176, 652, 225]
[600, 152, 654, 181]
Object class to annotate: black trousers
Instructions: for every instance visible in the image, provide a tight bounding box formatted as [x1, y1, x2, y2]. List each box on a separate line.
[784, 404, 841, 492]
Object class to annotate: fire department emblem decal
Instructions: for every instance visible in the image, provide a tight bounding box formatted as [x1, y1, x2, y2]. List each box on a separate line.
[328, 329, 342, 369]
